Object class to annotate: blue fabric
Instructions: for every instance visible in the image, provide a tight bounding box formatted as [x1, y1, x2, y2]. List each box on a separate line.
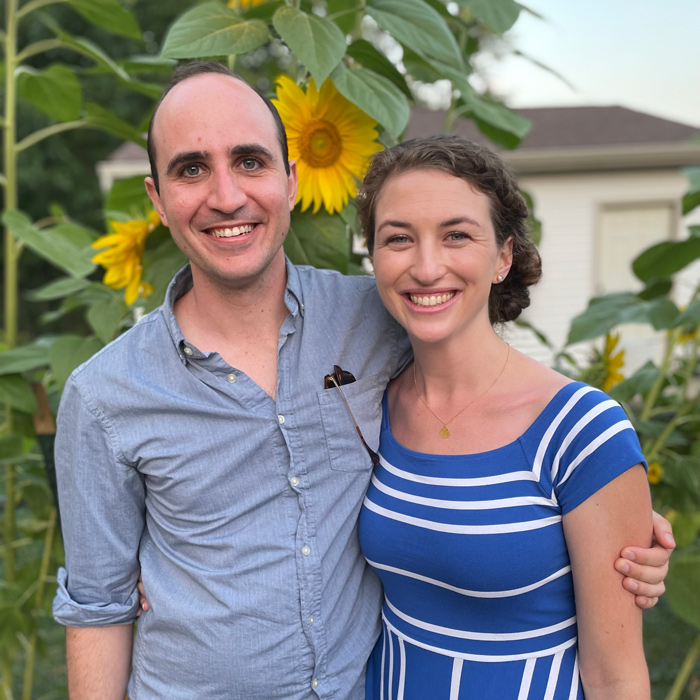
[360, 382, 646, 699]
[53, 262, 411, 700]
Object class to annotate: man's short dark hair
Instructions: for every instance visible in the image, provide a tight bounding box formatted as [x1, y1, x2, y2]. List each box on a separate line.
[147, 60, 290, 192]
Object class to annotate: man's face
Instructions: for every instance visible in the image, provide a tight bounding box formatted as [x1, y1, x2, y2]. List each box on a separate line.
[146, 74, 297, 292]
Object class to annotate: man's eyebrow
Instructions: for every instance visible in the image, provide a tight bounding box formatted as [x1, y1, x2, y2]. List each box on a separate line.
[230, 144, 275, 161]
[165, 151, 208, 177]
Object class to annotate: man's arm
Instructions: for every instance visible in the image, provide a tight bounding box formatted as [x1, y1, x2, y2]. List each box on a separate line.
[617, 509, 675, 609]
[66, 625, 133, 700]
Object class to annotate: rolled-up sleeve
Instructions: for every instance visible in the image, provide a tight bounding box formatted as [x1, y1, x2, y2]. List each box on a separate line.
[53, 373, 145, 627]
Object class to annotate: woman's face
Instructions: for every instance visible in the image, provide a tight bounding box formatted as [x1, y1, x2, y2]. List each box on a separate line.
[371, 168, 512, 346]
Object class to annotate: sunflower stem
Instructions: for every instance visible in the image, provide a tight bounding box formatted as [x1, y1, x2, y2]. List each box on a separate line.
[641, 327, 679, 421]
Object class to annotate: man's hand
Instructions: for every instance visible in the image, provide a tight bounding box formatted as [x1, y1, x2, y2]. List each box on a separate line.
[615, 510, 675, 609]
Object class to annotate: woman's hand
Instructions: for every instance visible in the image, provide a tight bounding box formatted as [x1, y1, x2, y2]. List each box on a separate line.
[136, 575, 149, 616]
[615, 510, 675, 609]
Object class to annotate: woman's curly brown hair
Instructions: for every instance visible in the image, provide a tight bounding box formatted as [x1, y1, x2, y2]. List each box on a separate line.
[357, 135, 542, 324]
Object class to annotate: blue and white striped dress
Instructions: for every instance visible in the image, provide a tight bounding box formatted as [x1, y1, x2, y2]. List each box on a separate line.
[359, 382, 646, 700]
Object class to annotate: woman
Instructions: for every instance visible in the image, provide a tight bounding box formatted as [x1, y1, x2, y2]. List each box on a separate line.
[356, 135, 652, 699]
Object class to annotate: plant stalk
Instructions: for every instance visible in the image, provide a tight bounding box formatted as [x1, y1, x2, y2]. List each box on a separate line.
[641, 327, 680, 421]
[21, 508, 57, 700]
[664, 633, 700, 700]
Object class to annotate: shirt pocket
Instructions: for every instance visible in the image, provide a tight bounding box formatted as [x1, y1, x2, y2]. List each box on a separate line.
[317, 373, 385, 472]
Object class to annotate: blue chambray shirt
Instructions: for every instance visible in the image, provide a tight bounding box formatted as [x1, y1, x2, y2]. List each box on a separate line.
[53, 262, 411, 700]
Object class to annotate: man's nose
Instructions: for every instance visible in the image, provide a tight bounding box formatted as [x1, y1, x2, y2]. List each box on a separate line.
[207, 170, 248, 213]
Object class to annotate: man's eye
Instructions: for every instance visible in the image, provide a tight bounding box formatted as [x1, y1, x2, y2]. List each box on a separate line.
[241, 158, 260, 170]
[182, 164, 202, 177]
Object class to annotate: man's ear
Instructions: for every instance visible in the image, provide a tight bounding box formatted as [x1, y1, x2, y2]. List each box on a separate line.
[145, 177, 168, 226]
[287, 160, 298, 212]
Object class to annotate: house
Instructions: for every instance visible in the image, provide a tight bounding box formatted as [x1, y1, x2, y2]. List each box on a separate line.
[96, 106, 700, 370]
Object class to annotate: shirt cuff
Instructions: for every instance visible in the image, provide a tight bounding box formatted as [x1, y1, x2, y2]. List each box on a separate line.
[53, 567, 139, 627]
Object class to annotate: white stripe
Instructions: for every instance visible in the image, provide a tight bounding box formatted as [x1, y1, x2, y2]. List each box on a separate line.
[568, 652, 580, 700]
[550, 400, 619, 485]
[388, 627, 394, 700]
[380, 455, 537, 486]
[363, 497, 562, 535]
[533, 386, 596, 479]
[383, 615, 578, 662]
[385, 596, 576, 642]
[449, 658, 463, 700]
[397, 638, 406, 700]
[380, 627, 386, 700]
[517, 658, 536, 700]
[371, 473, 557, 510]
[365, 558, 571, 599]
[557, 420, 634, 487]
[544, 650, 564, 700]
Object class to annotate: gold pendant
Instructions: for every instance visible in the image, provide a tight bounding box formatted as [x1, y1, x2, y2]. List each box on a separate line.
[439, 426, 450, 438]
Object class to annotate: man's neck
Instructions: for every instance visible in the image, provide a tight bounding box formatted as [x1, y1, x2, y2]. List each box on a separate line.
[173, 259, 290, 398]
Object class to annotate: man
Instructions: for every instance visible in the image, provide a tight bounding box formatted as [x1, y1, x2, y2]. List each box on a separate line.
[53, 62, 672, 700]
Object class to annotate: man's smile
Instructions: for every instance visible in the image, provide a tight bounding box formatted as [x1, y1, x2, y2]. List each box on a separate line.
[206, 224, 256, 238]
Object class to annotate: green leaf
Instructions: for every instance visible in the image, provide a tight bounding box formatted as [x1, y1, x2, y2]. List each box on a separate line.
[632, 238, 700, 282]
[49, 26, 130, 81]
[637, 277, 673, 300]
[16, 64, 82, 122]
[566, 293, 639, 344]
[49, 336, 103, 388]
[330, 62, 410, 139]
[285, 208, 349, 273]
[666, 545, 700, 630]
[675, 298, 700, 329]
[455, 0, 523, 33]
[0, 344, 50, 376]
[0, 375, 38, 414]
[68, 0, 141, 39]
[25, 277, 91, 302]
[683, 167, 700, 215]
[105, 175, 152, 218]
[366, 0, 464, 68]
[273, 7, 346, 87]
[84, 103, 145, 147]
[2, 210, 96, 278]
[0, 434, 23, 461]
[347, 39, 412, 99]
[647, 297, 681, 331]
[161, 3, 270, 59]
[327, 0, 360, 34]
[87, 299, 127, 345]
[668, 512, 700, 549]
[608, 361, 659, 402]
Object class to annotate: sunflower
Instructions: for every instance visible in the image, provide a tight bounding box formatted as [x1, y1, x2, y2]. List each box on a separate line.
[92, 210, 160, 306]
[602, 333, 625, 392]
[647, 461, 663, 484]
[273, 75, 383, 214]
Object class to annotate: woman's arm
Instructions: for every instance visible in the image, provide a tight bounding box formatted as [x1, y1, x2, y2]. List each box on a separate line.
[563, 464, 652, 700]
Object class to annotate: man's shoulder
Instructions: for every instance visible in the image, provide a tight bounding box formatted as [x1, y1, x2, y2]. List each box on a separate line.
[69, 306, 169, 387]
[293, 264, 382, 304]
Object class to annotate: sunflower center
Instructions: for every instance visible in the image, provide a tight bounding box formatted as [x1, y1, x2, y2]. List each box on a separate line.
[299, 120, 342, 168]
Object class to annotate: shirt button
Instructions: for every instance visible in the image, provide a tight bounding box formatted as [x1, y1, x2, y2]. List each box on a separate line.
[226, 373, 237, 384]
[277, 414, 285, 425]
[309, 615, 314, 626]
[290, 476, 299, 487]
[301, 545, 310, 556]
[312, 678, 318, 690]
[300, 303, 305, 312]
[183, 346, 193, 356]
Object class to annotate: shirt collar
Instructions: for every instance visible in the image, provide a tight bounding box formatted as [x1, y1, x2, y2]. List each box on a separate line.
[162, 260, 306, 357]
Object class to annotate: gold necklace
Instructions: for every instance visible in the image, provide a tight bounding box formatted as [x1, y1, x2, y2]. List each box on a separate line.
[413, 344, 511, 438]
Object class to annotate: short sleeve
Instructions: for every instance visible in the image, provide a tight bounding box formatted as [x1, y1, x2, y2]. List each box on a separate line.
[552, 389, 646, 515]
[52, 373, 146, 627]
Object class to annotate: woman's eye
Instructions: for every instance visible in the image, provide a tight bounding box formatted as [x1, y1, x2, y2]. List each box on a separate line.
[447, 231, 469, 241]
[387, 234, 410, 245]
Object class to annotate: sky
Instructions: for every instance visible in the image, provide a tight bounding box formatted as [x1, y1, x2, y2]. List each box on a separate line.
[477, 0, 700, 127]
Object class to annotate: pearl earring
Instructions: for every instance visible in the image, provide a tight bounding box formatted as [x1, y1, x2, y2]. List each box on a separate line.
[497, 275, 504, 282]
